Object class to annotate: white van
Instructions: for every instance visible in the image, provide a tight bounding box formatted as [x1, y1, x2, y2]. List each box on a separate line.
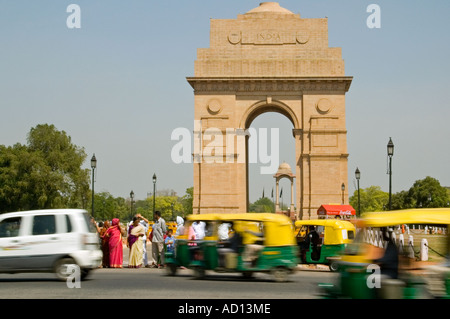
[0, 209, 102, 280]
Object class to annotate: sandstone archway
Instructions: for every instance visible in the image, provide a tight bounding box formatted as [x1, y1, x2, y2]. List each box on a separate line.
[187, 2, 353, 219]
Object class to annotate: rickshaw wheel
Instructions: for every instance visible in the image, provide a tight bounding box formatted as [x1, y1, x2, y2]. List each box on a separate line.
[242, 271, 254, 279]
[329, 262, 339, 272]
[271, 267, 289, 282]
[166, 263, 177, 276]
[193, 266, 205, 279]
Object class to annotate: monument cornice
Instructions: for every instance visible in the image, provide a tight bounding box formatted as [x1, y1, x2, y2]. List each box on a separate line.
[187, 76, 353, 93]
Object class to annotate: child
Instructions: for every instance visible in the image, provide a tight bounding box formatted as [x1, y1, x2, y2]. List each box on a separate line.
[164, 229, 175, 254]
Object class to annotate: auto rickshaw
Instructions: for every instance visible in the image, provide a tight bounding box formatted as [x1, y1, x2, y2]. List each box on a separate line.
[146, 221, 177, 239]
[295, 219, 356, 271]
[165, 213, 299, 282]
[320, 208, 450, 299]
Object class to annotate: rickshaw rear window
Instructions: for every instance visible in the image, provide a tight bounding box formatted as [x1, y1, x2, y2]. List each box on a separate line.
[348, 230, 355, 239]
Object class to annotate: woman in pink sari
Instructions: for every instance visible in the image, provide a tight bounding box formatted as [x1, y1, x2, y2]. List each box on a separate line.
[106, 218, 125, 268]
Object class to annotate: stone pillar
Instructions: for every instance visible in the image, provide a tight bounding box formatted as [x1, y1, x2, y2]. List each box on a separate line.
[275, 180, 280, 212]
[420, 239, 428, 261]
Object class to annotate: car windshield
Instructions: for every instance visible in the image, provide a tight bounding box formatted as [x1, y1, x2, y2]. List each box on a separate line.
[82, 212, 97, 233]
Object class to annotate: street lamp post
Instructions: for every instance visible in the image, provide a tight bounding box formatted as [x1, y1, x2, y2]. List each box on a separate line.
[90, 154, 97, 218]
[341, 183, 345, 205]
[152, 173, 157, 220]
[355, 168, 361, 217]
[387, 138, 394, 210]
[130, 190, 134, 218]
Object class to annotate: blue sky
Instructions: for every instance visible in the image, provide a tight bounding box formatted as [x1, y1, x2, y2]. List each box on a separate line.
[1, 1, 449, 205]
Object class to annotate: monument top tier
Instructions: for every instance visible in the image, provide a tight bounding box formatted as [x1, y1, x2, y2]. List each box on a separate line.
[245, 2, 295, 15]
[193, 2, 346, 77]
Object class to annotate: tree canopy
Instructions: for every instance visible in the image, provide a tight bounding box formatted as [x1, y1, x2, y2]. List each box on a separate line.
[249, 197, 275, 213]
[0, 124, 90, 213]
[350, 176, 450, 214]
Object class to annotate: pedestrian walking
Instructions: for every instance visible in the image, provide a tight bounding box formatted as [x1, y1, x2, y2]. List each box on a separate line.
[128, 216, 145, 268]
[137, 214, 150, 267]
[128, 214, 151, 267]
[151, 211, 166, 268]
[92, 218, 111, 268]
[106, 218, 126, 268]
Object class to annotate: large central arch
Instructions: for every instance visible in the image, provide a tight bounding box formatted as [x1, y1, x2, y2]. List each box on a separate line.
[241, 100, 300, 130]
[187, 2, 353, 219]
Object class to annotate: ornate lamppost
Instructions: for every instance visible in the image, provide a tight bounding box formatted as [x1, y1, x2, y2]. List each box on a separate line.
[355, 167, 361, 216]
[152, 173, 157, 220]
[91, 154, 97, 218]
[130, 190, 135, 218]
[387, 138, 394, 210]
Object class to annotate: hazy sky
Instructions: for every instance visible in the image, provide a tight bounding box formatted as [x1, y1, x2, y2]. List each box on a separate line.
[1, 1, 449, 205]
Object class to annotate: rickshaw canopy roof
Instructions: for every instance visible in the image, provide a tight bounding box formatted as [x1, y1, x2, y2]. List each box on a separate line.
[186, 213, 293, 225]
[362, 208, 450, 227]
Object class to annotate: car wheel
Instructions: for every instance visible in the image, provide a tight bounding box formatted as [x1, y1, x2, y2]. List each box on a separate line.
[80, 268, 90, 280]
[54, 257, 78, 281]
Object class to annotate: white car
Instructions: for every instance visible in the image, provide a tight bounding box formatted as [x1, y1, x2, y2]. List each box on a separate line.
[0, 209, 102, 280]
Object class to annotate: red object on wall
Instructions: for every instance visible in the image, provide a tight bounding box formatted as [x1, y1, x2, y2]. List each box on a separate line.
[317, 205, 356, 218]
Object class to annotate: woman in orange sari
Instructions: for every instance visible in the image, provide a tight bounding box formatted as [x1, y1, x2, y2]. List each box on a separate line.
[106, 218, 125, 268]
[97, 220, 111, 268]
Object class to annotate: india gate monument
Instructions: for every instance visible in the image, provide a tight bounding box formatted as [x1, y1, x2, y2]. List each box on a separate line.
[187, 2, 353, 220]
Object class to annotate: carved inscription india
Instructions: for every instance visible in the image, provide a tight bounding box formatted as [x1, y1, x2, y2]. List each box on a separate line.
[228, 30, 309, 45]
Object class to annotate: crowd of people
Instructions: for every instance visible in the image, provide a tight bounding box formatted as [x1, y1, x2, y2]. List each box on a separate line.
[92, 211, 185, 269]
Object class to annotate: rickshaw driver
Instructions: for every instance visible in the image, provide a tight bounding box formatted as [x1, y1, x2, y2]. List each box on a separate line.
[217, 222, 233, 268]
[373, 227, 399, 280]
[301, 226, 320, 261]
[242, 226, 265, 267]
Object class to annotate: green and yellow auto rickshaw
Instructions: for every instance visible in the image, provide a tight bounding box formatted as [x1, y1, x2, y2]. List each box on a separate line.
[165, 213, 299, 282]
[321, 208, 450, 299]
[295, 219, 356, 271]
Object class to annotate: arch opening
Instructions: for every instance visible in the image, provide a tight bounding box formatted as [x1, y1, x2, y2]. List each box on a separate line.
[246, 109, 297, 217]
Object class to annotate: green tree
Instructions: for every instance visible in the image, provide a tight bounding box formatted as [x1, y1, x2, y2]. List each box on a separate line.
[249, 197, 275, 213]
[390, 190, 409, 210]
[406, 176, 450, 208]
[349, 186, 389, 214]
[0, 124, 90, 213]
[181, 187, 193, 216]
[149, 196, 183, 221]
[93, 192, 129, 221]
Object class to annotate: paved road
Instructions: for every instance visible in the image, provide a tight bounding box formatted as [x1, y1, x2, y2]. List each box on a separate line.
[0, 266, 336, 299]
[0, 244, 338, 300]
